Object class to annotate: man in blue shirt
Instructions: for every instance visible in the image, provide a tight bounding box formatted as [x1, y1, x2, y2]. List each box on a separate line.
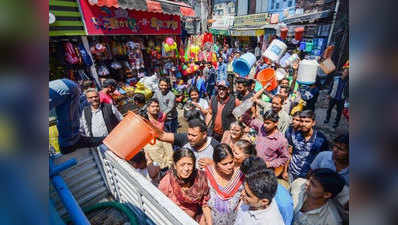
[288, 110, 329, 182]
[324, 68, 349, 128]
[216, 56, 227, 83]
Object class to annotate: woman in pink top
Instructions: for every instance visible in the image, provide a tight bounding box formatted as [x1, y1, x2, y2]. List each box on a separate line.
[159, 148, 212, 225]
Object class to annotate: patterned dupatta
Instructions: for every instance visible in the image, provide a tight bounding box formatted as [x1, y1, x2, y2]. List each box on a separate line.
[205, 166, 244, 201]
[169, 169, 210, 216]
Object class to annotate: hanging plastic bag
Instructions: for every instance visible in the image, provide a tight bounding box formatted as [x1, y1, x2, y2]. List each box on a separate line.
[78, 43, 93, 66]
[64, 42, 80, 64]
[97, 65, 110, 76]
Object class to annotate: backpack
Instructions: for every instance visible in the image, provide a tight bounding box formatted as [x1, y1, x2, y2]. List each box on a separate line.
[64, 42, 80, 65]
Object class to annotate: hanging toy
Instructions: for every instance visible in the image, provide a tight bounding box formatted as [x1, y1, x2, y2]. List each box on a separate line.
[165, 37, 175, 46]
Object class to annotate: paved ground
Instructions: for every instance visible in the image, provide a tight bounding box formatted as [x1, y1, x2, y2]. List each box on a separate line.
[314, 89, 349, 141]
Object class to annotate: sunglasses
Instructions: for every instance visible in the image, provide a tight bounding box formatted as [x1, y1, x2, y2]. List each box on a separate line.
[217, 86, 228, 90]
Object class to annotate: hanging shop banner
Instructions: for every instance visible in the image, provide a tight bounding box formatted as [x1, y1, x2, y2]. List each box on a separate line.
[233, 13, 269, 28]
[230, 29, 264, 37]
[79, 0, 181, 35]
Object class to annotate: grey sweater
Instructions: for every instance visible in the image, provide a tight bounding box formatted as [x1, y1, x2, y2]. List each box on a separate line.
[153, 90, 177, 120]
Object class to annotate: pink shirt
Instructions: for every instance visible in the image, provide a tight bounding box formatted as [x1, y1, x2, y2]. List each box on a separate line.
[99, 91, 113, 104]
[250, 119, 289, 168]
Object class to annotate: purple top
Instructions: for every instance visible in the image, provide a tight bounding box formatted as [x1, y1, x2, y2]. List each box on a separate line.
[250, 119, 290, 168]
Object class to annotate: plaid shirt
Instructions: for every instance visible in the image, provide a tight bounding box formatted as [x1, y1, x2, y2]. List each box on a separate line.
[288, 130, 329, 180]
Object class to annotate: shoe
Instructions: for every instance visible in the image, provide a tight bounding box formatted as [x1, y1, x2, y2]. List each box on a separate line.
[324, 119, 329, 124]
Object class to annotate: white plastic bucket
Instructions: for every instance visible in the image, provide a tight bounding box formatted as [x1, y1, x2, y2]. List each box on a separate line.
[275, 68, 288, 80]
[233, 53, 256, 77]
[263, 39, 287, 62]
[297, 59, 319, 85]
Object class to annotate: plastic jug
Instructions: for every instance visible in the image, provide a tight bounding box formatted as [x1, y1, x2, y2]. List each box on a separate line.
[279, 53, 291, 68]
[297, 59, 319, 85]
[256, 68, 278, 91]
[305, 41, 313, 52]
[299, 41, 306, 51]
[233, 53, 256, 77]
[103, 111, 160, 160]
[263, 39, 287, 62]
[280, 53, 299, 68]
[233, 98, 254, 119]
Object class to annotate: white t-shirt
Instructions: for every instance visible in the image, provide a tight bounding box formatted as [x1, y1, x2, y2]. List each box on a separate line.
[234, 199, 285, 225]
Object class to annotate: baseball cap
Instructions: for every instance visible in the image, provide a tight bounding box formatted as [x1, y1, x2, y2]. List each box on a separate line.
[216, 80, 230, 88]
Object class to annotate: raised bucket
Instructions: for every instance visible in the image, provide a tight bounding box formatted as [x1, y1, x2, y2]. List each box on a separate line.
[256, 68, 278, 92]
[233, 53, 256, 77]
[103, 111, 160, 160]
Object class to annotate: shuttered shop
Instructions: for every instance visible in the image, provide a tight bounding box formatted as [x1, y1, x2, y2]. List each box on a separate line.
[49, 0, 86, 36]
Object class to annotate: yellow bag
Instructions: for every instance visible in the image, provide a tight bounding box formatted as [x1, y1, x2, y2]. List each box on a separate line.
[134, 82, 153, 100]
[49, 125, 60, 154]
[291, 99, 306, 115]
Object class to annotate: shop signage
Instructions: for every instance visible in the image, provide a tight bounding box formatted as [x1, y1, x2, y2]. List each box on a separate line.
[230, 29, 264, 37]
[79, 0, 181, 35]
[211, 16, 234, 30]
[233, 13, 269, 28]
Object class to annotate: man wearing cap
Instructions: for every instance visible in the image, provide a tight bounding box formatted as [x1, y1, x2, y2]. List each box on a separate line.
[208, 80, 241, 142]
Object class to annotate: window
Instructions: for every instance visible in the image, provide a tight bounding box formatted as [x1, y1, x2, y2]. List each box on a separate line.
[288, 0, 292, 7]
[271, 0, 275, 9]
[276, 2, 280, 9]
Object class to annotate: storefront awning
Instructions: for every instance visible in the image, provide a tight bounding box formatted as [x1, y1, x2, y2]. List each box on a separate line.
[87, 0, 195, 17]
[80, 0, 182, 35]
[283, 10, 333, 24]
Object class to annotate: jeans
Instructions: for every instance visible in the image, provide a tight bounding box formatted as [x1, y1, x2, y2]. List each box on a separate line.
[49, 79, 81, 148]
[164, 118, 178, 133]
[326, 98, 344, 124]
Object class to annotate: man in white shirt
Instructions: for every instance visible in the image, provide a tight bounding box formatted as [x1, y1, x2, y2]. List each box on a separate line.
[234, 168, 284, 225]
[80, 88, 123, 137]
[291, 168, 345, 225]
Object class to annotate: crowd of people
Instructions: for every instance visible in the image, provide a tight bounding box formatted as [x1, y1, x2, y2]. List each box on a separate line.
[49, 41, 349, 225]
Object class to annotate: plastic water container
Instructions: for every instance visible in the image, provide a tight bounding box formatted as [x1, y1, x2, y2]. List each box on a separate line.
[233, 98, 254, 119]
[299, 41, 306, 51]
[233, 52, 256, 77]
[279, 53, 291, 67]
[280, 53, 299, 68]
[297, 59, 319, 85]
[263, 39, 287, 62]
[305, 41, 313, 52]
